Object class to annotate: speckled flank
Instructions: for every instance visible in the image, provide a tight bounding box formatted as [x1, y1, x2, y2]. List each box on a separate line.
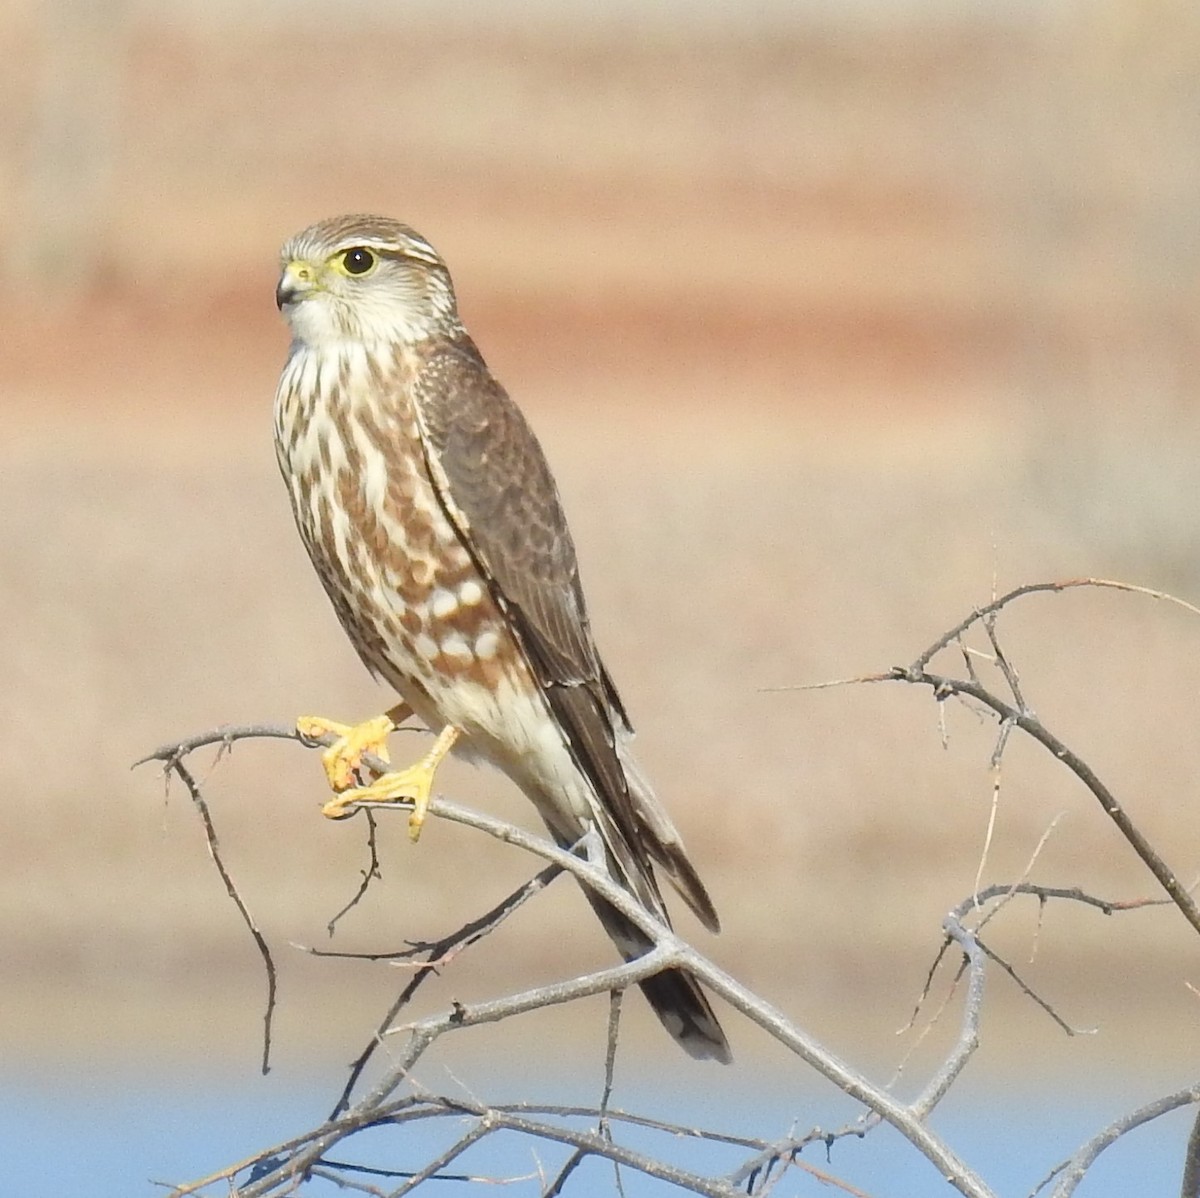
[275, 339, 540, 720]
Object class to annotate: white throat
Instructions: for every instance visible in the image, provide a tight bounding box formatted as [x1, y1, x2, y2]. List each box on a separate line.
[284, 289, 439, 351]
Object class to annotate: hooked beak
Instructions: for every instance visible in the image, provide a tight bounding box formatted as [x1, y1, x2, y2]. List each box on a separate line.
[276, 259, 318, 310]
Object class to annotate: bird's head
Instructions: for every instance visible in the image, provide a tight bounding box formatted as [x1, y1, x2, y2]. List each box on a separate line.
[276, 215, 458, 348]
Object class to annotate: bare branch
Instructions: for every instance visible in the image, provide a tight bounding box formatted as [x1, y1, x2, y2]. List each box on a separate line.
[982, 611, 1026, 712]
[149, 722, 995, 1198]
[910, 577, 1200, 670]
[328, 861, 563, 1121]
[1034, 1083, 1200, 1198]
[327, 811, 382, 936]
[161, 755, 277, 1076]
[887, 663, 1200, 939]
[146, 564, 1200, 1198]
[974, 940, 1091, 1037]
[134, 722, 310, 768]
[1182, 1106, 1200, 1198]
[385, 1119, 491, 1197]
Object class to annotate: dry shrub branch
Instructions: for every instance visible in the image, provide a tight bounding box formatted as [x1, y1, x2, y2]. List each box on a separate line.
[138, 577, 1200, 1198]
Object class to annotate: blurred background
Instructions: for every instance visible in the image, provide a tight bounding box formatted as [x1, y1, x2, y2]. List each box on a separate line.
[5, 0, 1200, 1192]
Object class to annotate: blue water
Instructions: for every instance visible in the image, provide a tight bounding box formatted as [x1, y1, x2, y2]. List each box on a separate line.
[3, 1062, 1188, 1197]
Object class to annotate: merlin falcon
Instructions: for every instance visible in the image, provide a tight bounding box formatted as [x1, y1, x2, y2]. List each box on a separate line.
[273, 214, 730, 1062]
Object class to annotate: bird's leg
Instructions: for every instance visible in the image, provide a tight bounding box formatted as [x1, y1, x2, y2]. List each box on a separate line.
[320, 724, 461, 842]
[296, 702, 412, 792]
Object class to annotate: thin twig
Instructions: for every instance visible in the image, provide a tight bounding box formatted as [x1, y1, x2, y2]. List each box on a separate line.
[911, 577, 1200, 670]
[888, 954, 967, 1091]
[542, 1148, 585, 1198]
[327, 811, 382, 936]
[1181, 1106, 1200, 1198]
[602, 990, 625, 1198]
[493, 1103, 764, 1150]
[764, 577, 1200, 697]
[897, 938, 957, 1036]
[983, 613, 1026, 712]
[167, 757, 277, 1076]
[972, 815, 1068, 940]
[385, 1120, 491, 1197]
[144, 629, 1191, 1198]
[888, 665, 1200, 940]
[975, 940, 1090, 1037]
[134, 722, 311, 768]
[1035, 1083, 1200, 1198]
[329, 861, 563, 1121]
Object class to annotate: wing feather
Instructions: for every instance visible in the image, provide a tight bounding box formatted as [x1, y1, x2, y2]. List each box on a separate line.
[409, 336, 718, 931]
[410, 338, 639, 827]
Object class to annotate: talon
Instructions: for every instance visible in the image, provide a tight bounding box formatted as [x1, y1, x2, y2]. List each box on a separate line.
[320, 790, 362, 821]
[296, 715, 349, 743]
[297, 713, 396, 792]
[318, 725, 460, 840]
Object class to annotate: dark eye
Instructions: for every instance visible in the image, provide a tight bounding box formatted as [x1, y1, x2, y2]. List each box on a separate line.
[341, 247, 375, 275]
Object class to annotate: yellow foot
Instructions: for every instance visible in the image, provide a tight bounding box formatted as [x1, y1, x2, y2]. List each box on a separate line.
[321, 725, 460, 841]
[297, 713, 397, 792]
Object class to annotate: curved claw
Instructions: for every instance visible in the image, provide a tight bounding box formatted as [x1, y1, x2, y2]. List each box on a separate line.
[320, 725, 460, 841]
[297, 714, 394, 791]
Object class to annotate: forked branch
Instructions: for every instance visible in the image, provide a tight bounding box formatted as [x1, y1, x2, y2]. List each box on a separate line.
[139, 575, 1200, 1196]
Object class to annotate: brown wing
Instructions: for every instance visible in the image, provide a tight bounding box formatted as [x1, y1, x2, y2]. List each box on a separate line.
[410, 337, 639, 819]
[410, 335, 719, 933]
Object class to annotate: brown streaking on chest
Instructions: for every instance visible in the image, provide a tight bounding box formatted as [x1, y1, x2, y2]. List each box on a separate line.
[278, 342, 524, 701]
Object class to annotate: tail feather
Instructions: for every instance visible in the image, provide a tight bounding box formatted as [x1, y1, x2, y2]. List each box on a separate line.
[584, 888, 732, 1064]
[616, 742, 721, 933]
[528, 733, 730, 1061]
[640, 965, 732, 1064]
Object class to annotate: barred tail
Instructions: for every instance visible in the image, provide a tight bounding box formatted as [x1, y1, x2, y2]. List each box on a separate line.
[586, 892, 732, 1063]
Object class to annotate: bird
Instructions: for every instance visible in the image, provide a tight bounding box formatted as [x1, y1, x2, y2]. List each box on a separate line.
[272, 214, 730, 1063]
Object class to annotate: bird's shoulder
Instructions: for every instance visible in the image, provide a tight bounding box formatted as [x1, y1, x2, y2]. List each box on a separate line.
[408, 332, 596, 682]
